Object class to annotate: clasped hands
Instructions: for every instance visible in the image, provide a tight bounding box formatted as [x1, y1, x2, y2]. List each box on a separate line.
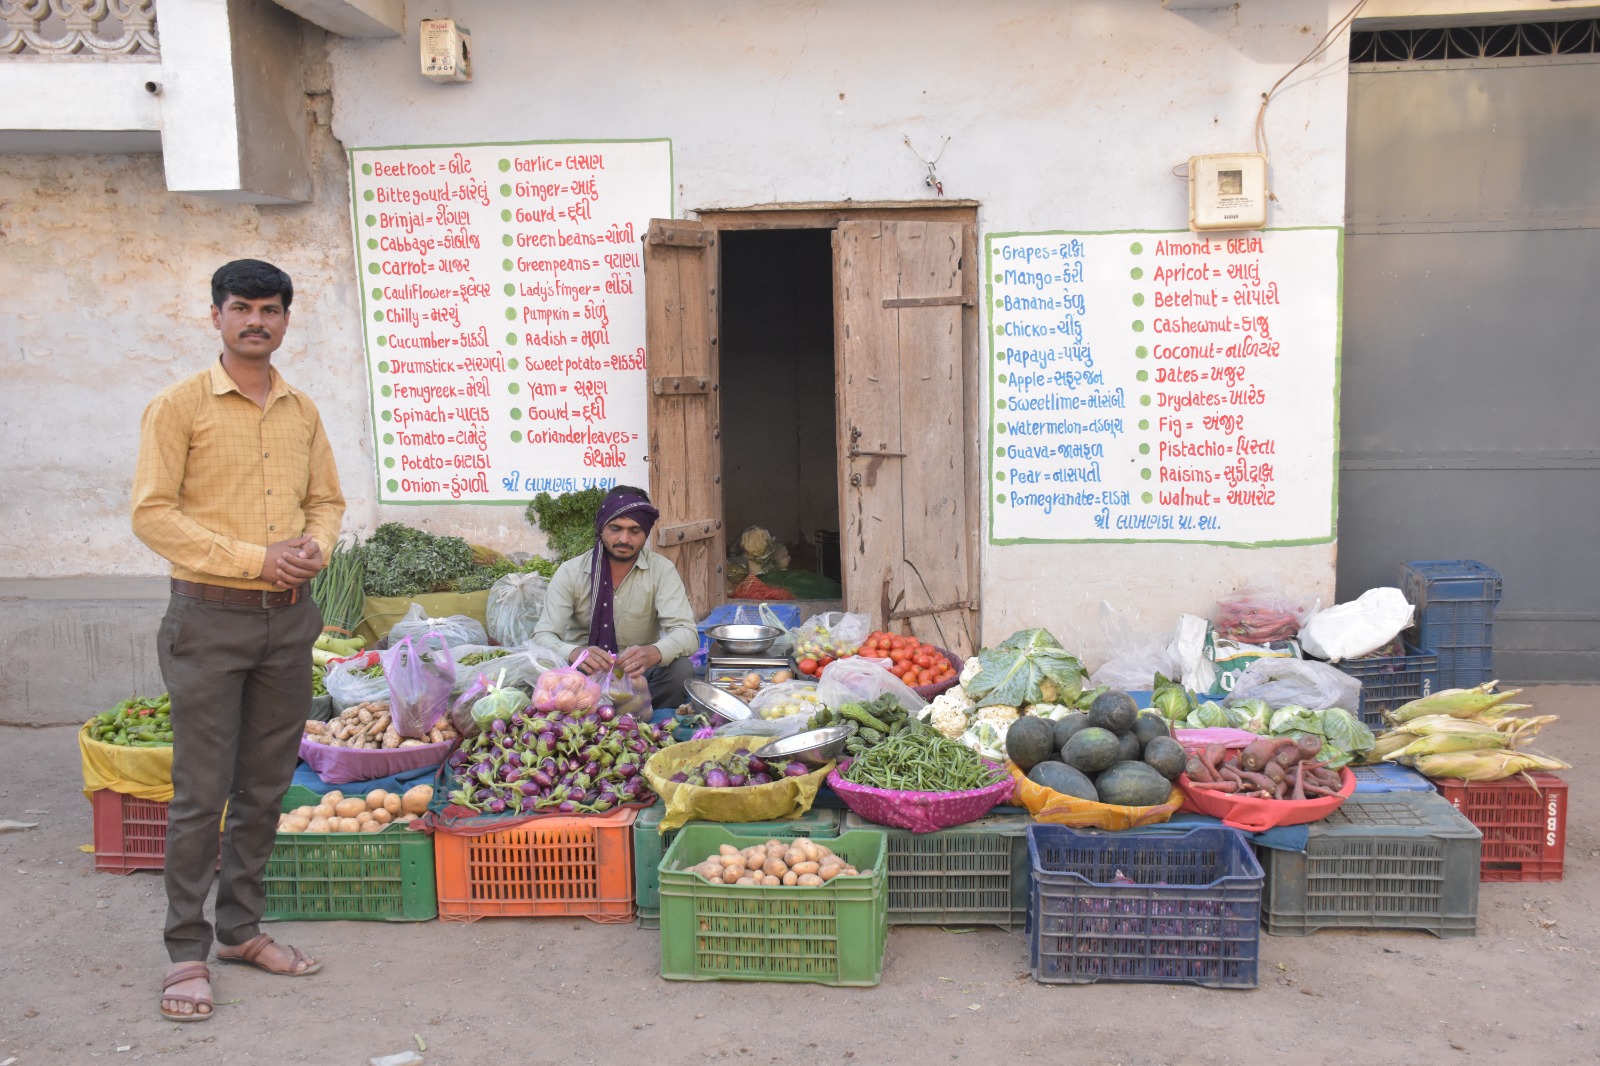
[262, 536, 324, 589]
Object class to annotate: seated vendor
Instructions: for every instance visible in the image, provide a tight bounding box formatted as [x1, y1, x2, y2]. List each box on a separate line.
[531, 485, 698, 720]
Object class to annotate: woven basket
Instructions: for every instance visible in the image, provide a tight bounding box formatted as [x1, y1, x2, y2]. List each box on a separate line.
[827, 759, 1014, 833]
[910, 646, 962, 701]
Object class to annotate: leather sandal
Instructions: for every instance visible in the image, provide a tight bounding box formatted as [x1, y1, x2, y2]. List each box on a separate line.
[159, 961, 214, 1022]
[215, 932, 323, 976]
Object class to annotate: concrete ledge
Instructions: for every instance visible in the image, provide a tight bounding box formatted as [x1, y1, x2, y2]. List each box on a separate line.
[0, 577, 170, 726]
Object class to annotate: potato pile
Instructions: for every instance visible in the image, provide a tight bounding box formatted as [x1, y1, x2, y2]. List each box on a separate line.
[277, 785, 433, 834]
[303, 701, 459, 749]
[687, 838, 867, 887]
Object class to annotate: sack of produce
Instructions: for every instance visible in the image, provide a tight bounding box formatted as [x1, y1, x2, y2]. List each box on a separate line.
[531, 665, 602, 715]
[382, 632, 456, 737]
[643, 736, 831, 832]
[793, 610, 871, 663]
[486, 571, 548, 647]
[386, 601, 488, 650]
[356, 591, 490, 648]
[1223, 657, 1361, 714]
[1211, 582, 1316, 644]
[324, 650, 389, 711]
[817, 656, 927, 716]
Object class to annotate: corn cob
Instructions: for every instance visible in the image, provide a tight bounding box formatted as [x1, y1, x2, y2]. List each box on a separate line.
[1361, 731, 1420, 763]
[1401, 714, 1510, 736]
[1384, 682, 1523, 725]
[1411, 748, 1570, 782]
[1382, 730, 1507, 762]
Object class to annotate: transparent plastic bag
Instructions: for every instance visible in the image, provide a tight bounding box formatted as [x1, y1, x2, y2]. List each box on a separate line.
[710, 717, 813, 740]
[450, 643, 550, 695]
[816, 656, 927, 715]
[1087, 602, 1183, 692]
[598, 666, 653, 722]
[748, 680, 824, 723]
[1222, 657, 1361, 712]
[470, 674, 532, 733]
[531, 666, 602, 715]
[448, 673, 492, 738]
[324, 651, 389, 711]
[792, 611, 871, 662]
[386, 601, 488, 649]
[381, 632, 456, 737]
[486, 572, 549, 647]
[1210, 582, 1318, 643]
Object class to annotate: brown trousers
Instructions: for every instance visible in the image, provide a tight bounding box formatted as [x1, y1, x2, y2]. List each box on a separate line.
[156, 592, 322, 963]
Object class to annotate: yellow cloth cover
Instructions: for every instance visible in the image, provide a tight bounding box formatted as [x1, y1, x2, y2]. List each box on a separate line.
[78, 721, 173, 803]
[355, 591, 491, 646]
[643, 736, 832, 832]
[1008, 763, 1182, 830]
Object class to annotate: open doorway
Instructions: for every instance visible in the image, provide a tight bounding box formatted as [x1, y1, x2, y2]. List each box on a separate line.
[718, 229, 842, 594]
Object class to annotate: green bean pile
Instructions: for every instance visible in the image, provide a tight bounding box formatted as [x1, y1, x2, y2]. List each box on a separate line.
[840, 728, 1005, 792]
[310, 538, 366, 633]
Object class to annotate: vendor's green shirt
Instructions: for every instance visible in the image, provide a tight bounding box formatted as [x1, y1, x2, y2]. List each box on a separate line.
[532, 548, 699, 666]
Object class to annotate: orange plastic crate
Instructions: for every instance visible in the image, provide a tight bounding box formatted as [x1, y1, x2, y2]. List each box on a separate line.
[433, 807, 636, 923]
[1434, 773, 1566, 882]
[92, 789, 171, 874]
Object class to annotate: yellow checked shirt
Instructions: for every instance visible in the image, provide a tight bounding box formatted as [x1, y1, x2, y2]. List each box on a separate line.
[132, 360, 346, 590]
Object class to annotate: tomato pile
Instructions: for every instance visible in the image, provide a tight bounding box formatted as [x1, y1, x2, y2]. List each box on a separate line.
[795, 631, 956, 690]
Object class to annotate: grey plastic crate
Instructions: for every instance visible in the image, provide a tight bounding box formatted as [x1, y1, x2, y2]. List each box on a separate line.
[1260, 791, 1481, 938]
[842, 811, 1032, 928]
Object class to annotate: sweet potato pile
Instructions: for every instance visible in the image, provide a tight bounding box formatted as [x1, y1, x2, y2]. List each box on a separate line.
[1184, 736, 1343, 800]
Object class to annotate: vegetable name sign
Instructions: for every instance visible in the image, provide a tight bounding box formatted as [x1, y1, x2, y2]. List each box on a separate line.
[349, 139, 672, 504]
[985, 227, 1341, 546]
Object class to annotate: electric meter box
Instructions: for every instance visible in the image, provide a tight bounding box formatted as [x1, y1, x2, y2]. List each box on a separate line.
[1188, 153, 1267, 232]
[421, 18, 472, 83]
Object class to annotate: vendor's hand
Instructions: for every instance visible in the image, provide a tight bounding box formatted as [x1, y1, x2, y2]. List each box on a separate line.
[614, 644, 662, 678]
[570, 646, 614, 675]
[263, 536, 321, 589]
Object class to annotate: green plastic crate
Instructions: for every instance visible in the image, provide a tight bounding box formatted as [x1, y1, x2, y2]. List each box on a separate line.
[1260, 791, 1481, 938]
[263, 825, 437, 922]
[635, 805, 839, 929]
[658, 827, 887, 986]
[842, 811, 1031, 928]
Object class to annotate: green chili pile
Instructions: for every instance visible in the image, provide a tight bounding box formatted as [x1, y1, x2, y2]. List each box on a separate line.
[839, 728, 1004, 792]
[88, 694, 174, 747]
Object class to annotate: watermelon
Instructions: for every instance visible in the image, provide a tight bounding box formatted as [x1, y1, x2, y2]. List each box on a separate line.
[1095, 761, 1173, 807]
[1088, 690, 1139, 735]
[1061, 726, 1121, 774]
[1141, 735, 1187, 781]
[1005, 716, 1055, 772]
[1027, 761, 1099, 802]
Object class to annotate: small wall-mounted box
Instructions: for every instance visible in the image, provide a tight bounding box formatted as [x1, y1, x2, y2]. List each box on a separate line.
[421, 18, 472, 83]
[1188, 153, 1267, 232]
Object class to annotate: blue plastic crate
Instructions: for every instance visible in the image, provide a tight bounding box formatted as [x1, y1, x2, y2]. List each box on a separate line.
[1433, 644, 1494, 689]
[1337, 644, 1438, 729]
[1400, 561, 1501, 687]
[1400, 560, 1503, 607]
[1351, 762, 1436, 794]
[1026, 825, 1263, 989]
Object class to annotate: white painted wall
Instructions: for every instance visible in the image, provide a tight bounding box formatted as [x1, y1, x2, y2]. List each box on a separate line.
[5, 0, 1515, 660]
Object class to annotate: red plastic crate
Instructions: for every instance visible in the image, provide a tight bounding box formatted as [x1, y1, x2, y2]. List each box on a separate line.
[433, 807, 637, 923]
[91, 789, 171, 874]
[1433, 773, 1566, 882]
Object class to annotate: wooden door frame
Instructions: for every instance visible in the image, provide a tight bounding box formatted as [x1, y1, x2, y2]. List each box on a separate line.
[692, 201, 982, 635]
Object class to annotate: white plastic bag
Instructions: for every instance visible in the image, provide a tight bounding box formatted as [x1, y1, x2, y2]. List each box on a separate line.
[386, 602, 488, 649]
[1087, 601, 1183, 691]
[1221, 657, 1361, 712]
[1298, 587, 1414, 662]
[748, 680, 824, 726]
[451, 643, 552, 695]
[324, 651, 389, 711]
[816, 656, 927, 715]
[486, 572, 548, 647]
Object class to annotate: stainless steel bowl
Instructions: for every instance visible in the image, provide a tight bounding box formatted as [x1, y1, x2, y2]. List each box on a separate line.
[705, 623, 782, 655]
[757, 723, 857, 769]
[685, 680, 753, 724]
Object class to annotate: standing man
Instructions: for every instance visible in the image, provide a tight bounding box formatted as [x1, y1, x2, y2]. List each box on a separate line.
[533, 486, 698, 718]
[132, 259, 345, 1023]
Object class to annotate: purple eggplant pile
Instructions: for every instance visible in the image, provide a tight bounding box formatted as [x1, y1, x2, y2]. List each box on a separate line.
[668, 748, 811, 789]
[445, 705, 674, 815]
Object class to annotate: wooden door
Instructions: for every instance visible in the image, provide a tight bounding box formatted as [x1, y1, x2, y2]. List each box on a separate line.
[643, 219, 723, 618]
[834, 219, 977, 655]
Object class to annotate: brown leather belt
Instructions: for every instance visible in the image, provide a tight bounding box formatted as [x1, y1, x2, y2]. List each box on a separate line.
[171, 578, 303, 608]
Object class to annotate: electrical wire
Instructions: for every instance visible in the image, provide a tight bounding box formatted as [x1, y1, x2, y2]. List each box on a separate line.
[1254, 0, 1370, 199]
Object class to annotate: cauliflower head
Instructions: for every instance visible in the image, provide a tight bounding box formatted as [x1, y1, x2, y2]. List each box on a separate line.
[924, 689, 976, 739]
[1025, 702, 1072, 720]
[976, 704, 1020, 726]
[958, 656, 984, 688]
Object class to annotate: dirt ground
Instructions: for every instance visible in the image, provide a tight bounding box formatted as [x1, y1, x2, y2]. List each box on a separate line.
[2, 686, 1596, 1066]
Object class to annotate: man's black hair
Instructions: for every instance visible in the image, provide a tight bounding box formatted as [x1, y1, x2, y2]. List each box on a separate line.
[609, 484, 650, 502]
[211, 259, 294, 310]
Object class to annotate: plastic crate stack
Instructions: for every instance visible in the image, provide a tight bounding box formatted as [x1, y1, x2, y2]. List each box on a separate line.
[1401, 559, 1503, 689]
[1336, 644, 1439, 730]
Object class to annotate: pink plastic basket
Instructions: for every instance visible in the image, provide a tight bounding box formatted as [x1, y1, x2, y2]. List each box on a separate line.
[826, 759, 1015, 834]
